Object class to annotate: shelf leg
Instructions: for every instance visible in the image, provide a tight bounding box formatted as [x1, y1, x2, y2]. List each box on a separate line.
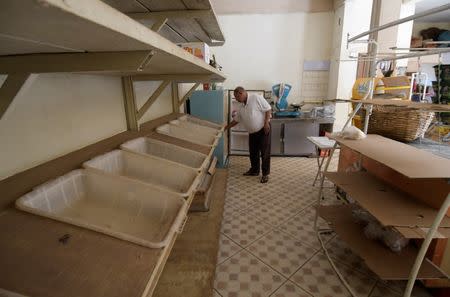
[0, 73, 30, 120]
[313, 99, 370, 297]
[312, 146, 321, 186]
[318, 230, 358, 297]
[403, 192, 450, 297]
[344, 102, 363, 128]
[313, 102, 363, 230]
[313, 143, 337, 230]
[121, 76, 139, 131]
[172, 82, 179, 113]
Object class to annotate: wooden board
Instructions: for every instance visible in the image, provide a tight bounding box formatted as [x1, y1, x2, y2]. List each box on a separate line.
[102, 0, 225, 45]
[395, 226, 450, 239]
[317, 204, 448, 280]
[0, 209, 175, 297]
[325, 172, 450, 230]
[356, 99, 450, 112]
[332, 134, 450, 178]
[332, 98, 450, 112]
[0, 0, 225, 80]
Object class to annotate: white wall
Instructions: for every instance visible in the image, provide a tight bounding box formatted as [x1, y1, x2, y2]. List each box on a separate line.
[0, 74, 176, 180]
[328, 0, 372, 131]
[212, 12, 333, 103]
[377, 0, 415, 67]
[134, 81, 173, 124]
[0, 74, 126, 179]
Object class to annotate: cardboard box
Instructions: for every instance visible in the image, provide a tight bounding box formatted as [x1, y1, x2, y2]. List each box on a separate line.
[178, 42, 210, 64]
[381, 76, 411, 99]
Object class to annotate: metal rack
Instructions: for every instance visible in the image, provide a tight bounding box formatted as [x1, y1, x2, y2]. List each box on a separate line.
[315, 3, 450, 297]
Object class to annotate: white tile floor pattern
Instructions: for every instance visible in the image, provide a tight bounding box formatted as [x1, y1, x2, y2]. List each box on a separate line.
[214, 156, 433, 297]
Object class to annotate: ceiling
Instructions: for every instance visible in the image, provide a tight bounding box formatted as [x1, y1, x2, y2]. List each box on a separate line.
[415, 0, 450, 23]
[210, 0, 333, 14]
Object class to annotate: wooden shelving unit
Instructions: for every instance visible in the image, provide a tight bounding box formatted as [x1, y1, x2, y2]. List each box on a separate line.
[315, 133, 450, 296]
[317, 204, 446, 280]
[324, 171, 450, 238]
[332, 134, 450, 178]
[0, 208, 178, 297]
[0, 0, 226, 123]
[0, 0, 226, 296]
[103, 0, 225, 46]
[0, 0, 225, 79]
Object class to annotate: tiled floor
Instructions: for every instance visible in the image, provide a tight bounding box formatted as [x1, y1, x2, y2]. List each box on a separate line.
[214, 156, 433, 297]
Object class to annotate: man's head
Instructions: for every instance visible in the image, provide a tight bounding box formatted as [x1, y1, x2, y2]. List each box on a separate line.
[234, 86, 247, 103]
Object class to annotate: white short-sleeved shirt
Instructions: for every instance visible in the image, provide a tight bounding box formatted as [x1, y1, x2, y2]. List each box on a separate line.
[235, 94, 272, 133]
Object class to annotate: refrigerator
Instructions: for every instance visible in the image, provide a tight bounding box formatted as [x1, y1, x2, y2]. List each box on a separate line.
[188, 90, 228, 167]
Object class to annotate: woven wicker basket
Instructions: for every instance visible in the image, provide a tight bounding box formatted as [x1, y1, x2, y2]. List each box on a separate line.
[367, 105, 434, 142]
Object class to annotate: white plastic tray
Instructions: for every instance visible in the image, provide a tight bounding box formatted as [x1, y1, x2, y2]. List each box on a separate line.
[169, 119, 222, 139]
[120, 137, 209, 172]
[83, 150, 202, 198]
[156, 123, 219, 147]
[16, 169, 187, 248]
[178, 115, 223, 131]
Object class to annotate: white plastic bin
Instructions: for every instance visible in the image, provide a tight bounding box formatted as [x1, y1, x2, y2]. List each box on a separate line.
[120, 137, 209, 172]
[83, 150, 201, 198]
[156, 123, 219, 147]
[178, 115, 223, 131]
[169, 119, 222, 138]
[16, 169, 187, 248]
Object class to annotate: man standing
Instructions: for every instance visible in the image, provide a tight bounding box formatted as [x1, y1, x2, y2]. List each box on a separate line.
[226, 87, 272, 183]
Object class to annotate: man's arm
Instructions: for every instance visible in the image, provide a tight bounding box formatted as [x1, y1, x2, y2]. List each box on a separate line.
[263, 110, 271, 134]
[225, 120, 238, 130]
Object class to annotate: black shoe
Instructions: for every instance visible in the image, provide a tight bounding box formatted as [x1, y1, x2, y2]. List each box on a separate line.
[243, 169, 259, 176]
[260, 175, 269, 183]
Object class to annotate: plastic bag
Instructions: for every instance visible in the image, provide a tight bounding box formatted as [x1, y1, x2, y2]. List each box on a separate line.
[352, 206, 409, 253]
[330, 126, 367, 140]
[364, 221, 409, 253]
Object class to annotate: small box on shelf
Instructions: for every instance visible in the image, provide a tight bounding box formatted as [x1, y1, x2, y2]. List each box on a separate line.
[178, 42, 211, 64]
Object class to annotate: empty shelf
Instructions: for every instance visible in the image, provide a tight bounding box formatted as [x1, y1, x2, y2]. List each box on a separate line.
[0, 209, 177, 297]
[103, 0, 225, 46]
[317, 204, 448, 280]
[0, 0, 225, 80]
[331, 135, 450, 178]
[331, 99, 450, 112]
[324, 172, 450, 237]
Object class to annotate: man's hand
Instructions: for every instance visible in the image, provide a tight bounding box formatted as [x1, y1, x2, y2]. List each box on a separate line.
[263, 110, 271, 135]
[264, 122, 270, 135]
[225, 120, 238, 130]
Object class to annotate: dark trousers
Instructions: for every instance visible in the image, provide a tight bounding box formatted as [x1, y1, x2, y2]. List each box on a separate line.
[248, 126, 271, 176]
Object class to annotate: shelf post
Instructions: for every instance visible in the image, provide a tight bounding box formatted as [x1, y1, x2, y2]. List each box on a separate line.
[171, 82, 179, 113]
[121, 76, 139, 131]
[0, 73, 30, 120]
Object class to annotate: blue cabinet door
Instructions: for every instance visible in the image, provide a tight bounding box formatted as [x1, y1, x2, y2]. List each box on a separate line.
[189, 90, 224, 123]
[189, 90, 227, 167]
